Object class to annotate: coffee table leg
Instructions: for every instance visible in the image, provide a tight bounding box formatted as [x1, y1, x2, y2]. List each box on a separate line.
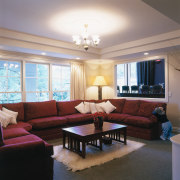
[124, 128, 127, 145]
[100, 138, 102, 151]
[82, 142, 86, 158]
[63, 131, 66, 148]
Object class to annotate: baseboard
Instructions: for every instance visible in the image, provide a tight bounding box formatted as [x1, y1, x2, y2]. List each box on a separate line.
[173, 126, 180, 134]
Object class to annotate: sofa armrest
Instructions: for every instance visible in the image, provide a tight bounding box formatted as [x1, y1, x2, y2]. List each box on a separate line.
[149, 115, 158, 123]
[0, 140, 46, 160]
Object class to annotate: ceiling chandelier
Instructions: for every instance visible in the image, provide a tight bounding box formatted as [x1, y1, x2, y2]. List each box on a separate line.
[72, 24, 100, 51]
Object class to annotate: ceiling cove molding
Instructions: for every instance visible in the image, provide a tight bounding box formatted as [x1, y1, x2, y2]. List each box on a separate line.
[0, 50, 72, 64]
[101, 37, 180, 59]
[101, 31, 180, 59]
[101, 30, 180, 57]
[0, 37, 100, 59]
[113, 54, 168, 65]
[0, 28, 100, 58]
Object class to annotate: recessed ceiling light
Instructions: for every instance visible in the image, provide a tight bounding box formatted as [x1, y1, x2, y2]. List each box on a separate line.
[76, 57, 80, 60]
[144, 52, 149, 56]
[41, 52, 46, 55]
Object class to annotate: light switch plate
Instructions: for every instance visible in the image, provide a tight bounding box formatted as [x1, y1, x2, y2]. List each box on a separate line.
[168, 92, 172, 97]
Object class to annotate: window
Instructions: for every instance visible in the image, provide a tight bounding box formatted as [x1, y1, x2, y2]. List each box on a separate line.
[129, 62, 137, 86]
[117, 64, 126, 89]
[116, 59, 165, 98]
[0, 60, 21, 103]
[0, 60, 71, 103]
[25, 63, 49, 102]
[52, 65, 70, 101]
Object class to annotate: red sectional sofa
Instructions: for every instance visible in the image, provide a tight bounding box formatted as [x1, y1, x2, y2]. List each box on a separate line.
[0, 102, 54, 180]
[1, 99, 166, 141]
[0, 98, 166, 179]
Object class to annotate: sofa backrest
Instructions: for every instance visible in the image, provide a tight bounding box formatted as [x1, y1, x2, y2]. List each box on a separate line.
[2, 102, 24, 121]
[137, 100, 167, 117]
[24, 100, 57, 121]
[56, 100, 82, 116]
[0, 124, 4, 146]
[122, 100, 140, 115]
[0, 99, 167, 121]
[109, 99, 126, 113]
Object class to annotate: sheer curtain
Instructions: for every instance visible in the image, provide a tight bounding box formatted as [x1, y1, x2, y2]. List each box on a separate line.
[70, 62, 86, 100]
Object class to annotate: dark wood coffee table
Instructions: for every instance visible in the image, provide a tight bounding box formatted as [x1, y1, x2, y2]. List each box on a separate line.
[62, 122, 127, 158]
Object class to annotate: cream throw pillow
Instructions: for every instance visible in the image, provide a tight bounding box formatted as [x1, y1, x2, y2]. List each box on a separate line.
[75, 102, 85, 114]
[95, 102, 106, 113]
[84, 102, 91, 113]
[100, 100, 116, 114]
[2, 107, 18, 124]
[89, 103, 98, 114]
[75, 102, 91, 114]
[0, 111, 12, 128]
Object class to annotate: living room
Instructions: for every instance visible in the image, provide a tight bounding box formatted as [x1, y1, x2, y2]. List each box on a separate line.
[0, 0, 180, 180]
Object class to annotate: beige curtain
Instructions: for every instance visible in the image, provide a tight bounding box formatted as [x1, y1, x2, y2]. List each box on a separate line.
[70, 62, 86, 100]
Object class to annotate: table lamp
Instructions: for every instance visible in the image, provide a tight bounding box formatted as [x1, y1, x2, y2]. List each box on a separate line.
[93, 76, 107, 100]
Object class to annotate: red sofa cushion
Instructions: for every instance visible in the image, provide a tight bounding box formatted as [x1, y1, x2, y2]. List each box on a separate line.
[6, 122, 32, 131]
[0, 104, 2, 110]
[138, 101, 167, 117]
[122, 100, 140, 115]
[107, 113, 131, 122]
[3, 128, 30, 140]
[63, 114, 91, 124]
[28, 116, 68, 130]
[109, 99, 126, 113]
[1, 135, 46, 158]
[24, 100, 57, 121]
[0, 125, 4, 146]
[3, 134, 43, 146]
[56, 100, 82, 116]
[124, 116, 155, 128]
[2, 102, 24, 121]
[81, 114, 93, 121]
[2, 134, 53, 156]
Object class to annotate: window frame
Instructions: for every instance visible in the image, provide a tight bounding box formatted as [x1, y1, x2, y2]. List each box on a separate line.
[115, 55, 169, 102]
[128, 62, 138, 87]
[0, 57, 71, 103]
[24, 61, 50, 102]
[0, 59, 22, 103]
[51, 64, 71, 101]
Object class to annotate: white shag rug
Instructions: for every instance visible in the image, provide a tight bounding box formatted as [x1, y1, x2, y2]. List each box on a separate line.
[52, 140, 145, 172]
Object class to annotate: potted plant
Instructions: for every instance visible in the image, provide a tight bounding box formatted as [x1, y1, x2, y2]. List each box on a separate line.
[92, 112, 106, 129]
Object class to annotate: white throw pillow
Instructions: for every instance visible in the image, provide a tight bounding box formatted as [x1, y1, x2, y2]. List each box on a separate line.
[75, 102, 85, 114]
[0, 111, 12, 128]
[89, 103, 98, 114]
[84, 102, 91, 113]
[100, 101, 116, 114]
[2, 107, 18, 124]
[95, 102, 106, 113]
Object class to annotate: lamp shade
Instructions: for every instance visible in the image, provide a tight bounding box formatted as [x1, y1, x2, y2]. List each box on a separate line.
[93, 76, 107, 86]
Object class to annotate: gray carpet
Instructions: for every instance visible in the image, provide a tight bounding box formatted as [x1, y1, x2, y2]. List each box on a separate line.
[48, 137, 172, 180]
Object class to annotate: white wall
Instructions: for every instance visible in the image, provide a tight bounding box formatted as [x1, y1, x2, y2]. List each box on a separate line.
[85, 62, 99, 100]
[100, 63, 115, 99]
[85, 62, 115, 100]
[167, 51, 180, 129]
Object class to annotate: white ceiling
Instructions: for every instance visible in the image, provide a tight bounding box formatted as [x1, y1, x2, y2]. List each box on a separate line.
[0, 0, 179, 49]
